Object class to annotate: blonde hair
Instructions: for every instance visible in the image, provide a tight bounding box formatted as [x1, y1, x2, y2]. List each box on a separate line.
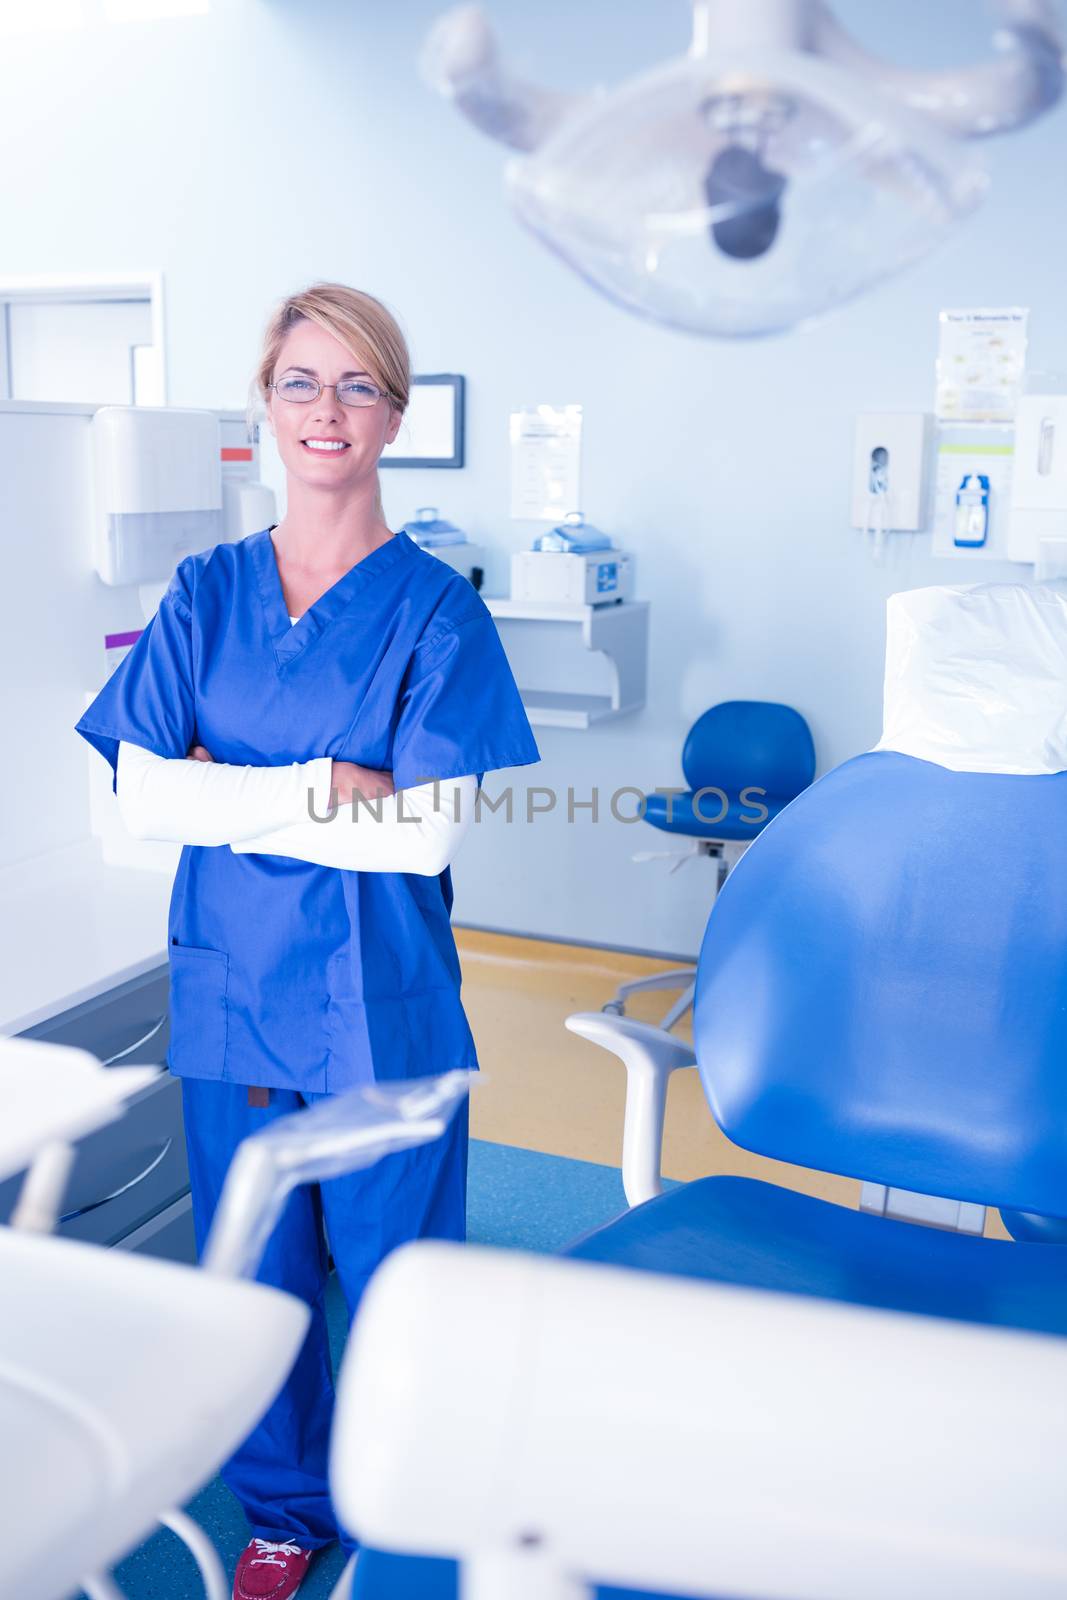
[247, 281, 411, 517]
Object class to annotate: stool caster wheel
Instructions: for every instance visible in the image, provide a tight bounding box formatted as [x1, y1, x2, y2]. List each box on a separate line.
[601, 1000, 625, 1016]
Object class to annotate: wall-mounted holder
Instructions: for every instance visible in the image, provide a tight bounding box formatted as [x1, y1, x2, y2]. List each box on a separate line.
[850, 412, 931, 561]
[930, 425, 1015, 560]
[92, 406, 224, 586]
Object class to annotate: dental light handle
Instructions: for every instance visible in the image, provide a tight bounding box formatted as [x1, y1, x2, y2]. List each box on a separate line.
[689, 0, 1065, 133]
[691, 0, 815, 53]
[417, 2, 588, 151]
[333, 1242, 1067, 1600]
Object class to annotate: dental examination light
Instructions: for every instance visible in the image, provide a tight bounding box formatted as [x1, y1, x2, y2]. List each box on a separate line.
[418, 0, 1065, 336]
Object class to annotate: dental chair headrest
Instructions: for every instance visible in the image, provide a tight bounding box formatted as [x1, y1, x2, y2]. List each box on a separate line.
[873, 581, 1067, 775]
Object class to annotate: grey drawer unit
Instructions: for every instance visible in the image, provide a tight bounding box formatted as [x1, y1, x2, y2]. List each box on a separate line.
[0, 963, 197, 1263]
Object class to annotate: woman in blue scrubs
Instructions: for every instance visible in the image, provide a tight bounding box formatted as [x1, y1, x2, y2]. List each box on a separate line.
[74, 282, 541, 1599]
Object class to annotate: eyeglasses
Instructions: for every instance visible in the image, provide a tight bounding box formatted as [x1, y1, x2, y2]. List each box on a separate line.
[269, 375, 385, 407]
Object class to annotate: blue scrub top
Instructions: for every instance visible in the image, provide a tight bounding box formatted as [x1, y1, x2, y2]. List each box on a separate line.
[75, 527, 541, 1092]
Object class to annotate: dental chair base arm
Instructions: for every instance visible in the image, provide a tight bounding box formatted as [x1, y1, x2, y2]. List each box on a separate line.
[564, 1013, 695, 1207]
[333, 1242, 1067, 1600]
[157, 1509, 228, 1600]
[87, 1509, 228, 1600]
[860, 1181, 986, 1235]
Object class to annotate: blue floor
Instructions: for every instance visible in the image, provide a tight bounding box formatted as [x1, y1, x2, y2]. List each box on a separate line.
[96, 1141, 657, 1600]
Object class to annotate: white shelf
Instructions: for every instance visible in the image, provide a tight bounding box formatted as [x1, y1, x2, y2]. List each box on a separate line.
[518, 691, 619, 729]
[483, 598, 649, 728]
[485, 598, 608, 622]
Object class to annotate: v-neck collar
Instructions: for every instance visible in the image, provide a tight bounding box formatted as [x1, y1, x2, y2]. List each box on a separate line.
[249, 524, 413, 668]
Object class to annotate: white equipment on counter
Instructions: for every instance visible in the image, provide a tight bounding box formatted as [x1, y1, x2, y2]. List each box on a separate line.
[400, 506, 486, 589]
[511, 512, 633, 605]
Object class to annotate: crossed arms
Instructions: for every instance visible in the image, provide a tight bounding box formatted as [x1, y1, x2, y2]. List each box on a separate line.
[115, 741, 477, 876]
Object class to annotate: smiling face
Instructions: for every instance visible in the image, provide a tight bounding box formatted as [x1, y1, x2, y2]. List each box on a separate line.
[265, 318, 403, 494]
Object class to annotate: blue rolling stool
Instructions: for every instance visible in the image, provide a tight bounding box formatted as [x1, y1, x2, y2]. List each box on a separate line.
[606, 699, 815, 1031]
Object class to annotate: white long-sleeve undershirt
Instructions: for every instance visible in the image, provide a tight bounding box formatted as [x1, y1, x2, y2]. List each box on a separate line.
[115, 739, 335, 846]
[114, 613, 477, 875]
[116, 741, 477, 875]
[231, 773, 476, 875]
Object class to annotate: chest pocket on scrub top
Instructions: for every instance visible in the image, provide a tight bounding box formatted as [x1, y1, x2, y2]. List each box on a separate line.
[167, 942, 229, 1075]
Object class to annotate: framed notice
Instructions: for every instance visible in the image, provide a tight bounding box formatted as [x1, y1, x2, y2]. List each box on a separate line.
[381, 373, 465, 468]
[509, 404, 582, 520]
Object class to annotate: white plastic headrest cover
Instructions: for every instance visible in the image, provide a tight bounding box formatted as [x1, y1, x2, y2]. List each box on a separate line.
[873, 581, 1067, 774]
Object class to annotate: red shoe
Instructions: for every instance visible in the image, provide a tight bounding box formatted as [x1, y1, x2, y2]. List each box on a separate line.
[232, 1538, 313, 1599]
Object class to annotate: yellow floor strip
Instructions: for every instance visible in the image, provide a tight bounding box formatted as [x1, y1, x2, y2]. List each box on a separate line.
[455, 926, 1010, 1241]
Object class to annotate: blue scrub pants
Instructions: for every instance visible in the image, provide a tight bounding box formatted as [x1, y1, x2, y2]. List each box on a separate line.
[180, 1078, 469, 1553]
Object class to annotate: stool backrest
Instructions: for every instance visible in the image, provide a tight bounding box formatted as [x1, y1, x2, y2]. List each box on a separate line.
[692, 751, 1067, 1217]
[682, 701, 815, 800]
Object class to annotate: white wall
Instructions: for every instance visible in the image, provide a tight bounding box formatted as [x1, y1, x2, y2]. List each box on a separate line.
[4, 0, 1065, 956]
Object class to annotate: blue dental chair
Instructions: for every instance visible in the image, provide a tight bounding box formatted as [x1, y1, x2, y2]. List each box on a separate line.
[350, 745, 1067, 1600]
[607, 700, 815, 1031]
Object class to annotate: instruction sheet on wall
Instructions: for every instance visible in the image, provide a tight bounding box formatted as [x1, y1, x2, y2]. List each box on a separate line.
[510, 404, 582, 520]
[935, 308, 1029, 424]
[932, 427, 1016, 560]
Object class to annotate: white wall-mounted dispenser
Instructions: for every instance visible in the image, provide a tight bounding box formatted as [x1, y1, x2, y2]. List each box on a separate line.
[1008, 395, 1067, 565]
[91, 405, 224, 585]
[850, 413, 931, 539]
